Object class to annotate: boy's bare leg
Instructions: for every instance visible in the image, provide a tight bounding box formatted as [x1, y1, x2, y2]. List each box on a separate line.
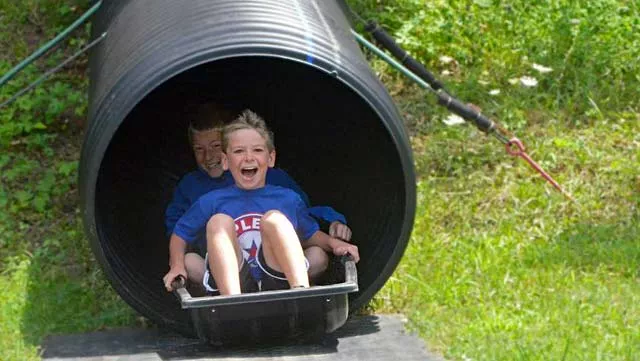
[184, 253, 205, 283]
[260, 210, 310, 288]
[304, 246, 329, 281]
[206, 214, 243, 295]
[183, 253, 206, 295]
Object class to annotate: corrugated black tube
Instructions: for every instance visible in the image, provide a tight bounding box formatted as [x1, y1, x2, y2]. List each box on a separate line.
[80, 0, 416, 335]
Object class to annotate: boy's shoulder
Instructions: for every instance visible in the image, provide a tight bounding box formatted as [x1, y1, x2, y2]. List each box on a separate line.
[178, 169, 198, 181]
[176, 169, 206, 187]
[199, 184, 239, 200]
[266, 167, 298, 182]
[198, 184, 300, 200]
[266, 167, 287, 177]
[178, 169, 232, 190]
[262, 184, 303, 202]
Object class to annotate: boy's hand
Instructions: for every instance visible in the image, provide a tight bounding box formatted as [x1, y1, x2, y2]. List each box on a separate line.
[329, 221, 352, 241]
[163, 267, 187, 292]
[329, 237, 359, 263]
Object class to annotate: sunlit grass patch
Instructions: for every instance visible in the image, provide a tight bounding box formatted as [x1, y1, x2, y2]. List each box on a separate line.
[374, 117, 639, 360]
[0, 0, 138, 352]
[0, 175, 137, 361]
[0, 256, 40, 361]
[0, 142, 137, 361]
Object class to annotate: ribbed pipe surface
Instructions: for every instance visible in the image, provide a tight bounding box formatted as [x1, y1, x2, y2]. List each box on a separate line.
[81, 0, 416, 335]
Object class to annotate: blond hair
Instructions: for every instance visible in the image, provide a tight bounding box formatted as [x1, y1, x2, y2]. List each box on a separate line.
[222, 110, 275, 152]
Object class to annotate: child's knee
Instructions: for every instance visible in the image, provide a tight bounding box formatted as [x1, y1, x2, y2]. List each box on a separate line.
[184, 252, 205, 281]
[305, 246, 329, 272]
[206, 213, 234, 232]
[185, 252, 204, 265]
[261, 210, 293, 231]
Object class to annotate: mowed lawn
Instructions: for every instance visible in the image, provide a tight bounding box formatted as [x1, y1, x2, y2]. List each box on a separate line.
[359, 1, 639, 359]
[1, 0, 639, 360]
[374, 115, 639, 360]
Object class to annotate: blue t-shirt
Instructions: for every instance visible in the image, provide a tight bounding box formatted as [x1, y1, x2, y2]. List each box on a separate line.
[165, 167, 346, 239]
[173, 184, 320, 281]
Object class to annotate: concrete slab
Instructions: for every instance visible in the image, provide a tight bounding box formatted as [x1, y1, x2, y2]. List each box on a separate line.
[41, 315, 443, 361]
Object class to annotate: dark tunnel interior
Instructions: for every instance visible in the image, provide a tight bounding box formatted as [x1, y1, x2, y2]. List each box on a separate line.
[95, 57, 408, 329]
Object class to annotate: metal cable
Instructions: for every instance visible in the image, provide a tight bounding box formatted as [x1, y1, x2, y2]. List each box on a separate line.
[0, 0, 102, 88]
[0, 32, 106, 109]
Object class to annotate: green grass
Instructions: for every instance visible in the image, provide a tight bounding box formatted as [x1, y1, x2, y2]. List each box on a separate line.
[0, 224, 135, 360]
[373, 117, 639, 360]
[349, 0, 640, 359]
[0, 1, 137, 359]
[1, 0, 639, 360]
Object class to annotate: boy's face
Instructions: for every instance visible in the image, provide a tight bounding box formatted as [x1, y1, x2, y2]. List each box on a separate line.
[192, 129, 224, 178]
[222, 128, 275, 190]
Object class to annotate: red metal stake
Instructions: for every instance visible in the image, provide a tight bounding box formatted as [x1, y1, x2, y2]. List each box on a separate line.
[505, 138, 575, 201]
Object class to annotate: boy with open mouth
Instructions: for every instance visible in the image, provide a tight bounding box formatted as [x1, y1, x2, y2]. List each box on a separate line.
[164, 104, 352, 293]
[166, 110, 359, 294]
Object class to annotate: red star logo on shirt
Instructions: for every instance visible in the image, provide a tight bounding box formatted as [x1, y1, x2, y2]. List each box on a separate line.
[243, 240, 259, 260]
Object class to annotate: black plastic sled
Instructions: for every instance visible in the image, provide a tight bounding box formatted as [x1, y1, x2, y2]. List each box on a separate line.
[172, 256, 358, 345]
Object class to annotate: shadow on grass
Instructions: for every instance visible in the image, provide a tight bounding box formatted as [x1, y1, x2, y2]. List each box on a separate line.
[525, 221, 640, 275]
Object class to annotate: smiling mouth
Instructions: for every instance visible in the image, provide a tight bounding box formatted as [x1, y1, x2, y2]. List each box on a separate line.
[241, 166, 258, 178]
[206, 162, 221, 170]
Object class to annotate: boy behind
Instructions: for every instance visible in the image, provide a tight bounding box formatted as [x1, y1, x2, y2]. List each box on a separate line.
[166, 110, 359, 294]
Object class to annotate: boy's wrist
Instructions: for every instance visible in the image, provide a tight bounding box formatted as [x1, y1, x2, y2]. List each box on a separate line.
[327, 236, 343, 249]
[169, 258, 186, 270]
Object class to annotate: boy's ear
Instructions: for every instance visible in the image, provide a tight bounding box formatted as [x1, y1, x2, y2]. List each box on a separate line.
[268, 149, 276, 167]
[221, 152, 229, 171]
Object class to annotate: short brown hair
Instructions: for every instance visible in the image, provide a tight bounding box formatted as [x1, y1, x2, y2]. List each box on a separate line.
[222, 110, 275, 152]
[187, 103, 235, 144]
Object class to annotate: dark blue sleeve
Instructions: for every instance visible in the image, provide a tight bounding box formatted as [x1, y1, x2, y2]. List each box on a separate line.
[308, 206, 347, 224]
[173, 199, 212, 244]
[267, 168, 347, 224]
[267, 168, 310, 206]
[294, 197, 320, 241]
[165, 179, 191, 238]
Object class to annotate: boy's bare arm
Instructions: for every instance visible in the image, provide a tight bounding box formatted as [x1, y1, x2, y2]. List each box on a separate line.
[163, 234, 188, 291]
[305, 231, 359, 263]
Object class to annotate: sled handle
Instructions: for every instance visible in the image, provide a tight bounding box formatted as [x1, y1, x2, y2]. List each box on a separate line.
[171, 258, 358, 309]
